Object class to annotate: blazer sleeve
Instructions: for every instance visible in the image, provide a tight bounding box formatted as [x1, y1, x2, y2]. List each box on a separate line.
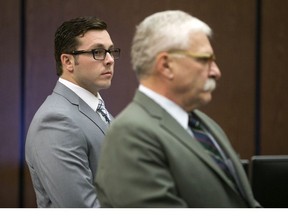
[28, 112, 99, 207]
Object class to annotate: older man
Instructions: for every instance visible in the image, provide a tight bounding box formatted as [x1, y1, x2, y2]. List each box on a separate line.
[95, 10, 260, 208]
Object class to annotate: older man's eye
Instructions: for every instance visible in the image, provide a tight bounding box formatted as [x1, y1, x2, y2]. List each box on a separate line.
[195, 57, 211, 64]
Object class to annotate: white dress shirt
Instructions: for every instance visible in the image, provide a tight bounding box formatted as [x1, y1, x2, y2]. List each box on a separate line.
[59, 78, 102, 112]
[139, 85, 191, 134]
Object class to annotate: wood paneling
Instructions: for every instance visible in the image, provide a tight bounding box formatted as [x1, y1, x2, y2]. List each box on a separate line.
[0, 0, 20, 207]
[196, 0, 257, 159]
[261, 0, 288, 155]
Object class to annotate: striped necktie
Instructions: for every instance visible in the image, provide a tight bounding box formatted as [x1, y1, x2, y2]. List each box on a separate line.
[96, 99, 111, 124]
[188, 114, 234, 180]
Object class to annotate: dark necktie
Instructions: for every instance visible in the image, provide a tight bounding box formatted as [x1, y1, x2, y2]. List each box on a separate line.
[96, 99, 111, 124]
[188, 114, 234, 180]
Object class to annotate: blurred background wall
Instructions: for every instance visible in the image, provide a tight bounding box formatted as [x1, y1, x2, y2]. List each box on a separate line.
[0, 0, 287, 207]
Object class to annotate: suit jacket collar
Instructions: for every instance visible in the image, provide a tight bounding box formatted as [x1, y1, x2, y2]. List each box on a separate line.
[53, 81, 109, 134]
[133, 90, 241, 195]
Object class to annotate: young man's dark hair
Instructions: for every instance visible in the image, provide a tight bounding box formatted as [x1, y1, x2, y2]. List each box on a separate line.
[54, 17, 107, 76]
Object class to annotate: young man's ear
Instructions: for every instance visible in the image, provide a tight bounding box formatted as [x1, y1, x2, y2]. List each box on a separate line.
[60, 54, 74, 72]
[155, 52, 174, 80]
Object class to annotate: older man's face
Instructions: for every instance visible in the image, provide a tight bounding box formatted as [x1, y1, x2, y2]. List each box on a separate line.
[169, 32, 221, 111]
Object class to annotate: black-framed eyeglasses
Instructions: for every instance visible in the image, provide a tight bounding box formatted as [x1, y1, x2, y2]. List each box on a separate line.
[70, 48, 121, 60]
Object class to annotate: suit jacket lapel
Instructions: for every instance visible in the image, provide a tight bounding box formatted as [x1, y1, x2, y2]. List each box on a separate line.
[133, 90, 240, 194]
[193, 110, 253, 202]
[78, 99, 108, 134]
[53, 81, 108, 134]
[160, 111, 238, 191]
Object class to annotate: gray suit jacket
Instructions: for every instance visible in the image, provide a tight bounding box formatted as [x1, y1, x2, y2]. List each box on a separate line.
[26, 81, 111, 207]
[95, 90, 260, 207]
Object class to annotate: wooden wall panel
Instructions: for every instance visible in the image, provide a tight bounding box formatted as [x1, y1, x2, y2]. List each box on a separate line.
[0, 0, 20, 207]
[261, 0, 288, 155]
[193, 0, 257, 159]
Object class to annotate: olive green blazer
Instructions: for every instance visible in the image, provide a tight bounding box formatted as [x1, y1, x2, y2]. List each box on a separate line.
[95, 90, 260, 207]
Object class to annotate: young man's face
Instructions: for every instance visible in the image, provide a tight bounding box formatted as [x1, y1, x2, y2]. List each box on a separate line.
[63, 29, 116, 95]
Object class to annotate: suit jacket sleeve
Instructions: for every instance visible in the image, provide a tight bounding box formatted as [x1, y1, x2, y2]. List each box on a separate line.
[27, 111, 99, 207]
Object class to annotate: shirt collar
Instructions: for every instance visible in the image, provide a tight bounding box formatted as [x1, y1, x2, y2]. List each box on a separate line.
[138, 85, 189, 131]
[59, 78, 101, 111]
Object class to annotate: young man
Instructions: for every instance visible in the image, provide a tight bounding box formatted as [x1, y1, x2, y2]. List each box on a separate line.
[25, 16, 120, 207]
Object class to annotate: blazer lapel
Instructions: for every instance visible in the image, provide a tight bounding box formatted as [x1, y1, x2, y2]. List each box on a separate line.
[78, 99, 108, 134]
[193, 110, 253, 202]
[134, 90, 238, 191]
[160, 112, 238, 191]
[53, 81, 108, 134]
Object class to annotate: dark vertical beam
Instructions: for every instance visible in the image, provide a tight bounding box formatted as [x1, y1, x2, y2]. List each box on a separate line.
[255, 0, 262, 155]
[19, 0, 26, 207]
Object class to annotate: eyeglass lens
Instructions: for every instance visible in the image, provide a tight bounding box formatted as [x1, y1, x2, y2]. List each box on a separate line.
[93, 48, 120, 60]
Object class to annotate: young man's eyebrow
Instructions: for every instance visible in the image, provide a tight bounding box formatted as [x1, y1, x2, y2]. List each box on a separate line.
[89, 44, 115, 49]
